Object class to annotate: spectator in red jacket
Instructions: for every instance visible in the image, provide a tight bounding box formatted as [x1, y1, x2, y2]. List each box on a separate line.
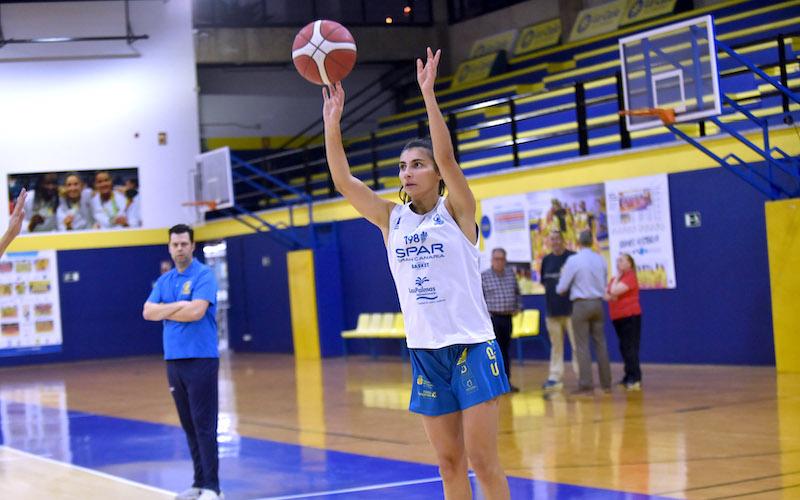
[605, 253, 643, 391]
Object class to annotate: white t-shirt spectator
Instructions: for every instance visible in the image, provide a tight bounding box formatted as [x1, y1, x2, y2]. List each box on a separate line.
[92, 190, 131, 228]
[57, 188, 94, 231]
[22, 190, 58, 233]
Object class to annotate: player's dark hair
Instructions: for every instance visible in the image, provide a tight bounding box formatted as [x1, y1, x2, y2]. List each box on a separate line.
[169, 224, 194, 243]
[398, 137, 446, 203]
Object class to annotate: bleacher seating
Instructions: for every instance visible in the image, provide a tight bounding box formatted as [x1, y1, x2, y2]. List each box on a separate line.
[220, 0, 800, 213]
[341, 310, 544, 360]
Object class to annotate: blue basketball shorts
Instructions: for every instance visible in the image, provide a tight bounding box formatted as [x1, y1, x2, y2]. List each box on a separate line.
[409, 339, 510, 416]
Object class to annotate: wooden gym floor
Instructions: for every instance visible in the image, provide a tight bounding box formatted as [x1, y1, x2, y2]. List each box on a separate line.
[0, 353, 797, 499]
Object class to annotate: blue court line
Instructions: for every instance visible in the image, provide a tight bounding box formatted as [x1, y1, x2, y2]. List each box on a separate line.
[0, 401, 672, 499]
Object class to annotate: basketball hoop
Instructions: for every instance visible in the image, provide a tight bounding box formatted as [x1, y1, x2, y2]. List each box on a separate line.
[182, 200, 218, 211]
[619, 107, 677, 126]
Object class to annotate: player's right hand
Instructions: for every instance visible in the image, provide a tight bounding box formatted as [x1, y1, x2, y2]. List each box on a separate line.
[322, 82, 345, 125]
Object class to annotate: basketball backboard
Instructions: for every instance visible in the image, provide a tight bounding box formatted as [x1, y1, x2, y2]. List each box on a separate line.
[619, 15, 722, 131]
[188, 147, 234, 223]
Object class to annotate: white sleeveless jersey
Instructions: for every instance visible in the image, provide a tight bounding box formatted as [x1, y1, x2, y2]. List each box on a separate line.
[386, 197, 495, 349]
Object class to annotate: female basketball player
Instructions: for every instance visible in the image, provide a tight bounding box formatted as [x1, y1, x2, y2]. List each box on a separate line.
[1, 189, 27, 257]
[322, 48, 510, 500]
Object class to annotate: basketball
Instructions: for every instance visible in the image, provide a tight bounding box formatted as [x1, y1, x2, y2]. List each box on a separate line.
[292, 20, 357, 86]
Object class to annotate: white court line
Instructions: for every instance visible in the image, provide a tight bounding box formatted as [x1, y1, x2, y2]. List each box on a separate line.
[252, 474, 475, 500]
[0, 445, 176, 497]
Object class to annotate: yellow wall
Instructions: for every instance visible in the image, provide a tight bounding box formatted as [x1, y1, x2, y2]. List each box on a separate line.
[8, 228, 169, 252]
[286, 249, 321, 361]
[765, 198, 800, 373]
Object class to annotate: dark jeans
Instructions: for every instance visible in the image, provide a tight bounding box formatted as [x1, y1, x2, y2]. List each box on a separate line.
[612, 314, 642, 384]
[167, 358, 220, 494]
[490, 314, 513, 382]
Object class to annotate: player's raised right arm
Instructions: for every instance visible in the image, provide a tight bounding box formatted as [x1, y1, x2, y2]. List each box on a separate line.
[323, 83, 394, 233]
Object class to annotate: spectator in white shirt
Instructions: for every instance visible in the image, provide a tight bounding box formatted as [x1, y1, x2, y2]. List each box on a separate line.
[23, 173, 59, 233]
[57, 173, 94, 231]
[92, 171, 131, 229]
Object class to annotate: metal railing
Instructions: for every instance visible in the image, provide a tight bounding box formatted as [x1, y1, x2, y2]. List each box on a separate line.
[224, 30, 799, 210]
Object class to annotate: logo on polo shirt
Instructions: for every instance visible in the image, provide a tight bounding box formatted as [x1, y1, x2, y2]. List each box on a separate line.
[181, 281, 192, 295]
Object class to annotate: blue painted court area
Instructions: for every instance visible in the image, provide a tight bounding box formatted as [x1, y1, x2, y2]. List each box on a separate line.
[0, 401, 670, 499]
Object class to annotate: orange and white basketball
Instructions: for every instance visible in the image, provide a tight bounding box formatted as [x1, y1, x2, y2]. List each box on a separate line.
[292, 20, 357, 86]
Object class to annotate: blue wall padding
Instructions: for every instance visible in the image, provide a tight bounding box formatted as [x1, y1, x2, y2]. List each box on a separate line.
[0, 244, 166, 367]
[0, 165, 777, 366]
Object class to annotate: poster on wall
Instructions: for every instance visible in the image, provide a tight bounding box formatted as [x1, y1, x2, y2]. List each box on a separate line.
[0, 250, 63, 357]
[480, 193, 530, 264]
[481, 184, 608, 294]
[7, 167, 141, 233]
[605, 174, 676, 288]
[525, 184, 608, 294]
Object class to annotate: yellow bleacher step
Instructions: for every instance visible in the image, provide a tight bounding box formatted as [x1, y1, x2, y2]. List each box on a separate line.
[512, 310, 540, 338]
[341, 312, 405, 339]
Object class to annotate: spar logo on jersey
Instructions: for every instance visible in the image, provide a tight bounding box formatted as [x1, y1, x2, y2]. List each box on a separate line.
[395, 241, 445, 261]
[409, 276, 439, 303]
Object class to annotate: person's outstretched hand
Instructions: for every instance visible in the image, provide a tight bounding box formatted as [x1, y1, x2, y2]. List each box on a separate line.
[322, 82, 345, 126]
[416, 47, 441, 95]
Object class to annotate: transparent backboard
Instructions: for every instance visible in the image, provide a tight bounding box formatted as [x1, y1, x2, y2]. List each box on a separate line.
[619, 15, 721, 131]
[192, 147, 234, 217]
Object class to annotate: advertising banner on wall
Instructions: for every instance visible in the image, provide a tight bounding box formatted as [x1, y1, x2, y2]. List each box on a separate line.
[512, 18, 562, 56]
[569, 0, 624, 42]
[619, 0, 677, 27]
[468, 29, 518, 58]
[605, 174, 676, 288]
[480, 193, 530, 264]
[0, 250, 62, 357]
[481, 184, 608, 294]
[481, 176, 676, 293]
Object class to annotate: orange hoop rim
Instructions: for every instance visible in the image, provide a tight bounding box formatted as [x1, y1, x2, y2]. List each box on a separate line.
[182, 200, 218, 211]
[619, 107, 676, 126]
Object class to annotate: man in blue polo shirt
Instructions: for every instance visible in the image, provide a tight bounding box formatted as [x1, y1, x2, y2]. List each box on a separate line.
[143, 224, 222, 500]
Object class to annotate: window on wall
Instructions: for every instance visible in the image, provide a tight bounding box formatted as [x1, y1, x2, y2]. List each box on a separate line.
[447, 0, 529, 24]
[193, 0, 433, 27]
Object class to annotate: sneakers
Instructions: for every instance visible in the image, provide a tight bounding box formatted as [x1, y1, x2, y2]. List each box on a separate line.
[625, 381, 642, 392]
[541, 380, 563, 391]
[175, 488, 223, 500]
[175, 488, 202, 500]
[197, 490, 224, 500]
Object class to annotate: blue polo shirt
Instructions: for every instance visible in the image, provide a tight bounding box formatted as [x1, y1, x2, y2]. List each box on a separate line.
[147, 259, 218, 360]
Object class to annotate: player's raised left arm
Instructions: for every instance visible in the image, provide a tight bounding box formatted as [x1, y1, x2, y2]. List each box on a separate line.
[418, 48, 477, 241]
